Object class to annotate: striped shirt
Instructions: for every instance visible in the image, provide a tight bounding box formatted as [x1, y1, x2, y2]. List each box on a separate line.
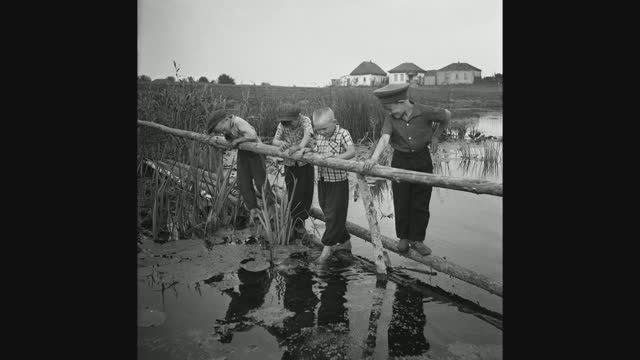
[314, 125, 353, 182]
[273, 115, 314, 166]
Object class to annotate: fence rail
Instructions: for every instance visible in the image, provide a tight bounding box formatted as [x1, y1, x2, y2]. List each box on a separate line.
[138, 120, 503, 196]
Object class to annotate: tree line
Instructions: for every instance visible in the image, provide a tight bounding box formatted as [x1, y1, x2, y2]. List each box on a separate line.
[138, 74, 236, 84]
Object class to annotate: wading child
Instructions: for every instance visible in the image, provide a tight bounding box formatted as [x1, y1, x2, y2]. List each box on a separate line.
[206, 108, 271, 219]
[271, 103, 315, 238]
[311, 107, 356, 263]
[363, 83, 450, 256]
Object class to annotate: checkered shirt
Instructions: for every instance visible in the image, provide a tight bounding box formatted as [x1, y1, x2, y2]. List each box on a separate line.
[314, 125, 353, 182]
[273, 115, 314, 166]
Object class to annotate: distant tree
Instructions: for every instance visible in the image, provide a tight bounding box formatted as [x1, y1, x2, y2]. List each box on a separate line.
[210, 79, 217, 84]
[198, 76, 209, 83]
[187, 76, 195, 83]
[217, 74, 235, 84]
[166, 76, 176, 83]
[260, 82, 271, 86]
[138, 75, 152, 82]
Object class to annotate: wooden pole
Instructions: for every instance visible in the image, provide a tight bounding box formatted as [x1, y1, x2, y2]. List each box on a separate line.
[356, 173, 391, 276]
[138, 120, 503, 196]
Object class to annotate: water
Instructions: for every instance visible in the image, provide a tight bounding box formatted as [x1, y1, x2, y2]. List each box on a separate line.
[473, 112, 503, 138]
[139, 260, 502, 360]
[139, 143, 503, 359]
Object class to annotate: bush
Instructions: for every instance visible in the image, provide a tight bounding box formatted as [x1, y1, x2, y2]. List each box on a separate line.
[166, 76, 176, 83]
[138, 75, 152, 82]
[218, 74, 235, 84]
[198, 76, 209, 83]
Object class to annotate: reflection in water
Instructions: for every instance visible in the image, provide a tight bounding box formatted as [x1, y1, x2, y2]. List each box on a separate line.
[388, 284, 430, 357]
[216, 267, 273, 343]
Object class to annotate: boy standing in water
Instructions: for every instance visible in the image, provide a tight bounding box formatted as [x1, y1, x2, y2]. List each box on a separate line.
[206, 107, 271, 219]
[363, 83, 450, 256]
[311, 107, 356, 263]
[271, 103, 315, 238]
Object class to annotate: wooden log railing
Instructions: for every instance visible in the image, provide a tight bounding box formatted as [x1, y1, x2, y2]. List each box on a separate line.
[138, 120, 503, 197]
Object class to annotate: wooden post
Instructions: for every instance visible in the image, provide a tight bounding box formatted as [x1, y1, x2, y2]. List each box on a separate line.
[356, 174, 391, 276]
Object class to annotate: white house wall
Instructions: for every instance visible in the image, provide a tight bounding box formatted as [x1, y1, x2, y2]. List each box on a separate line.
[423, 76, 436, 85]
[436, 70, 479, 85]
[344, 74, 386, 86]
[389, 72, 425, 84]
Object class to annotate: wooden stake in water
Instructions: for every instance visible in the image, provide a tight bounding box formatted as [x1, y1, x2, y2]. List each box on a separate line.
[356, 174, 391, 276]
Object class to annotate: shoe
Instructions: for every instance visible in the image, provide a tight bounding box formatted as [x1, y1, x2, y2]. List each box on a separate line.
[397, 239, 410, 253]
[409, 241, 432, 256]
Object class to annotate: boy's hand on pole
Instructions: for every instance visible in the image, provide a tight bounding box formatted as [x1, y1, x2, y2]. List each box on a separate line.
[363, 158, 378, 172]
[286, 145, 301, 155]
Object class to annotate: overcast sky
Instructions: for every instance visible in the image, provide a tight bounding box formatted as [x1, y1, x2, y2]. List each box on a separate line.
[138, 0, 502, 86]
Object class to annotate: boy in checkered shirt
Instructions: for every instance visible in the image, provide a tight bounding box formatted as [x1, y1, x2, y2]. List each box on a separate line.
[271, 103, 315, 238]
[311, 107, 356, 263]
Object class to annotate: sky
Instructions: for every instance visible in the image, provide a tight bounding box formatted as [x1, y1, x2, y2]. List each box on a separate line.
[138, 0, 502, 87]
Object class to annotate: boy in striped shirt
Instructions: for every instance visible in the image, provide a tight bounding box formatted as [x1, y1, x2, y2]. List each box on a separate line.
[311, 107, 356, 263]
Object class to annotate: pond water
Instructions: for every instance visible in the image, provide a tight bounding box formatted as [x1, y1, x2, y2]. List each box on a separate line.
[139, 143, 503, 360]
[474, 112, 503, 138]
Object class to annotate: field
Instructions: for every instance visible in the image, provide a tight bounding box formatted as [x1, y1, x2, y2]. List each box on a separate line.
[137, 82, 502, 145]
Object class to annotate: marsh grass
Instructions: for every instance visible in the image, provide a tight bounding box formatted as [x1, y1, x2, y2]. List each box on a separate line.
[254, 177, 296, 265]
[138, 131, 244, 242]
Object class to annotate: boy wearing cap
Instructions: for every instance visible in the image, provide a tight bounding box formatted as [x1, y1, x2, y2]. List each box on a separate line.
[363, 83, 451, 256]
[311, 107, 356, 263]
[206, 108, 271, 219]
[271, 103, 315, 237]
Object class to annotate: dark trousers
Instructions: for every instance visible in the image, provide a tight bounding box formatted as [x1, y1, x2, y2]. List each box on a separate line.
[284, 163, 315, 225]
[318, 179, 351, 246]
[391, 149, 433, 243]
[236, 150, 270, 210]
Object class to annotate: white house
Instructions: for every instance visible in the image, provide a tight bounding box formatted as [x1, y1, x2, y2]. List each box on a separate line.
[436, 62, 482, 85]
[423, 70, 437, 86]
[388, 62, 429, 85]
[341, 61, 387, 87]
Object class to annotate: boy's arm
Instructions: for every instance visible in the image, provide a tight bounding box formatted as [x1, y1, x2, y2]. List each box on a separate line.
[363, 116, 392, 171]
[335, 130, 355, 160]
[430, 108, 451, 154]
[287, 117, 313, 154]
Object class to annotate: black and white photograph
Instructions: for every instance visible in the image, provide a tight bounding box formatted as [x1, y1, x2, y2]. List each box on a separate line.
[137, 0, 502, 359]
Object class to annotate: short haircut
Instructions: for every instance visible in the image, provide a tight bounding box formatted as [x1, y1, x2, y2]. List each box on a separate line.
[312, 107, 335, 122]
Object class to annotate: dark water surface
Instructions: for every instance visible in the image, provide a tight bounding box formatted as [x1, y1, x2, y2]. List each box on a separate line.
[139, 258, 502, 360]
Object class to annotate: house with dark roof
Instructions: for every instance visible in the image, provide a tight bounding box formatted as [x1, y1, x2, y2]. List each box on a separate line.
[388, 62, 429, 85]
[436, 62, 482, 85]
[337, 61, 387, 87]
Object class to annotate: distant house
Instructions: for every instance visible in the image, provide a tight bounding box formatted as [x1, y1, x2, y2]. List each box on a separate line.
[388, 62, 429, 85]
[341, 61, 387, 87]
[436, 62, 482, 85]
[423, 70, 437, 86]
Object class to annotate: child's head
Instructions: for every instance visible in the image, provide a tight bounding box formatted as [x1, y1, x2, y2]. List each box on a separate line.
[312, 107, 337, 137]
[206, 109, 235, 134]
[276, 103, 301, 128]
[373, 83, 411, 119]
